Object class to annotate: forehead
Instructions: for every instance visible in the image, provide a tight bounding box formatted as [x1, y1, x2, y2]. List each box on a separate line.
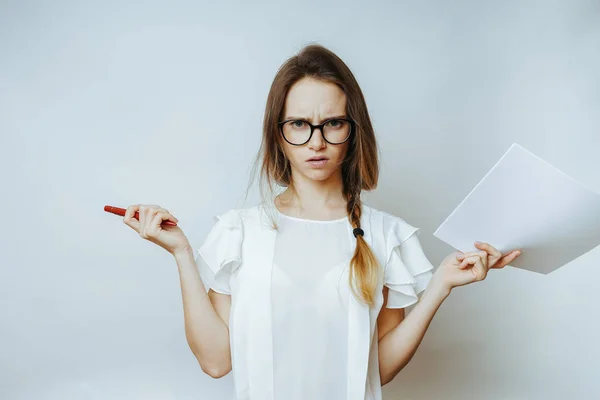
[283, 77, 347, 117]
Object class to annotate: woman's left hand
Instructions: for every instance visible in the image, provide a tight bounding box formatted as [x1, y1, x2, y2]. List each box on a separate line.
[433, 242, 522, 292]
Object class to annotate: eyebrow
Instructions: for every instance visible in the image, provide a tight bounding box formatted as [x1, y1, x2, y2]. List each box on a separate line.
[283, 115, 347, 122]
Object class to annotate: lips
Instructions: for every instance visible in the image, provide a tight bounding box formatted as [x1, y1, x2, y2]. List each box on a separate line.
[307, 157, 328, 161]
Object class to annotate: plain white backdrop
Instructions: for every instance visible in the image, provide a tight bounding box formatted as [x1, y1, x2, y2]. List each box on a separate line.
[1, 0, 599, 399]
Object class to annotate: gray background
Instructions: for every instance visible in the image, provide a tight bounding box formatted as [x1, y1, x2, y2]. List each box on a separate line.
[1, 0, 599, 399]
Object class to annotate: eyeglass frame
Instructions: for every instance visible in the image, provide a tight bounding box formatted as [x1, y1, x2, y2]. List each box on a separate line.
[277, 117, 356, 146]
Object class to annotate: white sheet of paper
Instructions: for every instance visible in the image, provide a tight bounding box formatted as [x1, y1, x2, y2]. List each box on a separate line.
[433, 143, 600, 274]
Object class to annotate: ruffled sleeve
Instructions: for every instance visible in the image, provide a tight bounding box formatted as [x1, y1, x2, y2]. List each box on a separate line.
[194, 209, 243, 295]
[383, 216, 435, 308]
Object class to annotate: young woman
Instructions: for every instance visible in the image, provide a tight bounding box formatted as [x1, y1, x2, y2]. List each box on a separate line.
[123, 44, 521, 400]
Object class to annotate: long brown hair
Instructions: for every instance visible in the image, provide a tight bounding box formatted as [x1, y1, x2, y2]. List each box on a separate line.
[243, 43, 381, 307]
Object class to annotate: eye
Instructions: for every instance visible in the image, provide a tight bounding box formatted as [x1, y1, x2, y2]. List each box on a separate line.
[291, 120, 306, 129]
[326, 119, 343, 128]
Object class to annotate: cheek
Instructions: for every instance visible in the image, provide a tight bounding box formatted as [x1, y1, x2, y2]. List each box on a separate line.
[282, 146, 304, 169]
[333, 144, 350, 162]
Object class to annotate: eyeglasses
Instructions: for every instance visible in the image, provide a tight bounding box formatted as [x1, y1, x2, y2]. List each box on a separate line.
[278, 118, 355, 146]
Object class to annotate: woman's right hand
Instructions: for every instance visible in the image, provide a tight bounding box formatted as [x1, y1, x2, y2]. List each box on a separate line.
[123, 204, 191, 256]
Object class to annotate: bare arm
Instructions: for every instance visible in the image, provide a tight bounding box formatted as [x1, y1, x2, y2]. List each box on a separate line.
[377, 287, 406, 343]
[378, 276, 450, 386]
[174, 246, 232, 378]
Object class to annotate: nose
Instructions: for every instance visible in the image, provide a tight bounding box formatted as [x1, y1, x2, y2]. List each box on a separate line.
[307, 126, 326, 149]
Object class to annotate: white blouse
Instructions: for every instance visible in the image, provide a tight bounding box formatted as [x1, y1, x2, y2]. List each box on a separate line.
[194, 203, 435, 400]
[272, 211, 352, 400]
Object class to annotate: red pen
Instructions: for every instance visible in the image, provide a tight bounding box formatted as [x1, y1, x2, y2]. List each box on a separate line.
[104, 205, 178, 226]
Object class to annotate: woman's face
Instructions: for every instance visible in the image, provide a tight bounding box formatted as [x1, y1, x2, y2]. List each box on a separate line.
[280, 77, 350, 183]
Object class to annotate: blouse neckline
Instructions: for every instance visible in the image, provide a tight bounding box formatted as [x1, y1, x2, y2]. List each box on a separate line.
[275, 206, 349, 223]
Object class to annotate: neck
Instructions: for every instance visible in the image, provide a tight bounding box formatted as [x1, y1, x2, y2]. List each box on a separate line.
[279, 169, 346, 211]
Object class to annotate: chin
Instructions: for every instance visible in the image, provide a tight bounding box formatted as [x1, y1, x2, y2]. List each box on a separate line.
[304, 168, 337, 181]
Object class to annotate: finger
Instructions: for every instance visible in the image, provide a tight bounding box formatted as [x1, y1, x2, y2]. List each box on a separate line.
[124, 204, 141, 231]
[474, 242, 503, 268]
[475, 250, 489, 270]
[456, 250, 487, 262]
[460, 255, 488, 281]
[499, 250, 521, 267]
[156, 207, 177, 222]
[459, 252, 490, 271]
[147, 212, 169, 237]
[474, 242, 502, 258]
[458, 253, 483, 269]
[471, 255, 488, 281]
[139, 205, 160, 236]
[491, 250, 522, 269]
[154, 210, 178, 226]
[142, 206, 162, 234]
[456, 251, 476, 260]
[138, 205, 149, 235]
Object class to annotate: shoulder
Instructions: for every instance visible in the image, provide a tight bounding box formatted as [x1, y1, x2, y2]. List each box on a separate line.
[362, 204, 418, 233]
[213, 204, 263, 228]
[361, 204, 421, 252]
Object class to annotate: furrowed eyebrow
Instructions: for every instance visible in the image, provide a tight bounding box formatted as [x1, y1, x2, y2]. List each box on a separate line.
[284, 115, 347, 122]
